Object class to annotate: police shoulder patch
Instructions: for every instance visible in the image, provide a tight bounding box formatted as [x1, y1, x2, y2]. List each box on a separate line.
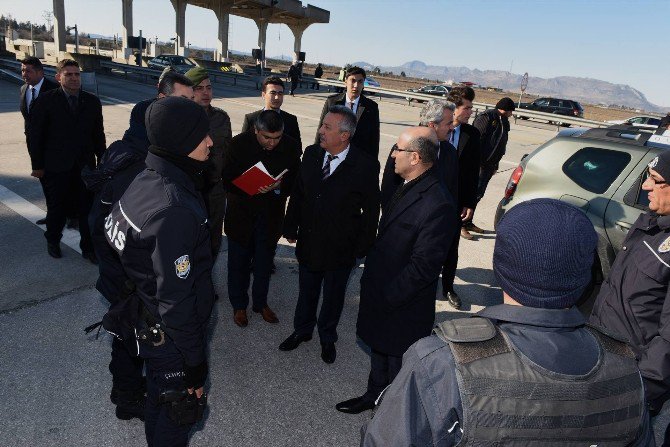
[658, 236, 670, 253]
[175, 255, 191, 279]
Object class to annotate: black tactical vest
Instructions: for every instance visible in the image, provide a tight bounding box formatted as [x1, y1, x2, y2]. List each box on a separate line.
[435, 317, 645, 446]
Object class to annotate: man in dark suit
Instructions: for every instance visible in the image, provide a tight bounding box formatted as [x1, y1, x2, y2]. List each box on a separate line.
[20, 56, 58, 225]
[222, 111, 301, 328]
[241, 76, 302, 149]
[314, 66, 380, 159]
[28, 59, 106, 262]
[280, 105, 380, 364]
[337, 126, 456, 414]
[441, 87, 482, 309]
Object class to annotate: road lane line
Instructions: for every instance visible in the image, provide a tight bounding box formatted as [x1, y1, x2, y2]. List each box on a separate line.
[0, 183, 81, 254]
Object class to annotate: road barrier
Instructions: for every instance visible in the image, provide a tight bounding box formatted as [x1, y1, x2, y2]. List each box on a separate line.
[0, 56, 618, 130]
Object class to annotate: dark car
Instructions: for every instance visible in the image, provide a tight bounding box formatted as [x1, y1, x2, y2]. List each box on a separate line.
[405, 84, 452, 103]
[147, 55, 197, 74]
[517, 97, 584, 126]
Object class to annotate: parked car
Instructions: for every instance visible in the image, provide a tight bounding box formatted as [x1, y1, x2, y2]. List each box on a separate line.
[494, 128, 670, 302]
[147, 55, 197, 74]
[517, 97, 584, 126]
[606, 115, 662, 131]
[364, 76, 381, 88]
[405, 84, 451, 103]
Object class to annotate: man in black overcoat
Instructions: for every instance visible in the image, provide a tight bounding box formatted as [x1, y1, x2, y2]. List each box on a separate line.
[280, 105, 380, 364]
[28, 58, 106, 262]
[314, 66, 380, 159]
[336, 126, 456, 414]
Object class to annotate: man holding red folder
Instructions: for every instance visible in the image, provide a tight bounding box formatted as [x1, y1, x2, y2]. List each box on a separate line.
[222, 111, 301, 327]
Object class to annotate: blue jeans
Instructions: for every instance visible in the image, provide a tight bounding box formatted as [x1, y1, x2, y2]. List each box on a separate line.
[227, 216, 273, 311]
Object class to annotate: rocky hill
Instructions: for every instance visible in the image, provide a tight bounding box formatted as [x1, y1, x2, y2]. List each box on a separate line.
[352, 60, 667, 113]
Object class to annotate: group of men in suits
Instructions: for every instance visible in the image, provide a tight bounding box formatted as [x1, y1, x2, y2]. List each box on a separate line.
[21, 57, 106, 263]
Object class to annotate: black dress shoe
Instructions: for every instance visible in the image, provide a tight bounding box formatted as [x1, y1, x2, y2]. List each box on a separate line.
[47, 243, 62, 258]
[444, 290, 462, 310]
[321, 342, 336, 364]
[278, 332, 312, 351]
[82, 250, 98, 265]
[36, 217, 47, 225]
[335, 396, 375, 414]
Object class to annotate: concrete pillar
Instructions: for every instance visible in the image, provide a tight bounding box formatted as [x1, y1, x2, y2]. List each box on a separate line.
[288, 24, 308, 63]
[53, 0, 66, 55]
[170, 0, 187, 56]
[214, 1, 232, 62]
[254, 19, 268, 68]
[121, 0, 133, 59]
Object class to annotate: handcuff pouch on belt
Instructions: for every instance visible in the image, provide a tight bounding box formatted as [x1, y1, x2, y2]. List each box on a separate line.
[158, 388, 207, 425]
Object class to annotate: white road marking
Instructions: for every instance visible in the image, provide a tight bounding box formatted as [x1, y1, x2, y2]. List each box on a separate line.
[0, 183, 82, 253]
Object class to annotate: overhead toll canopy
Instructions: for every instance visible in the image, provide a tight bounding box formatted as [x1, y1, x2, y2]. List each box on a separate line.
[173, 0, 330, 63]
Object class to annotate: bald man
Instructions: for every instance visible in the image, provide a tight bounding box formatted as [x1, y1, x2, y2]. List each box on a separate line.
[337, 127, 457, 414]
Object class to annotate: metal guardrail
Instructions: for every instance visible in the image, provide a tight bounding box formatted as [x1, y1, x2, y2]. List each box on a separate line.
[0, 58, 97, 94]
[98, 60, 260, 89]
[0, 56, 617, 130]
[311, 78, 610, 130]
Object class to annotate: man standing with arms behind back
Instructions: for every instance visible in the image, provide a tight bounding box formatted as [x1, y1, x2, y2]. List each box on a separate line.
[185, 67, 232, 259]
[20, 57, 58, 225]
[29, 59, 106, 262]
[280, 106, 380, 364]
[314, 66, 380, 159]
[241, 76, 302, 150]
[465, 97, 515, 235]
[337, 126, 456, 414]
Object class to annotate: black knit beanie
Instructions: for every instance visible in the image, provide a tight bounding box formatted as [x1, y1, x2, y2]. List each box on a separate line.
[493, 198, 597, 309]
[145, 96, 209, 156]
[648, 150, 670, 182]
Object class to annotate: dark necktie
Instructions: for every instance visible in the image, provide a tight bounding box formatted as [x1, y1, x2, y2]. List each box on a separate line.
[29, 87, 37, 111]
[322, 154, 337, 180]
[349, 101, 354, 111]
[68, 95, 78, 113]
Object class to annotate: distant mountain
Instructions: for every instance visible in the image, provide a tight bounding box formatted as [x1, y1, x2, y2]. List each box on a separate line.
[351, 60, 668, 113]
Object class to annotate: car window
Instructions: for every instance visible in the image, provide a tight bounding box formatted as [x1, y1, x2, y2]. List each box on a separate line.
[536, 99, 550, 106]
[649, 118, 661, 126]
[549, 99, 560, 107]
[629, 117, 644, 124]
[562, 147, 632, 194]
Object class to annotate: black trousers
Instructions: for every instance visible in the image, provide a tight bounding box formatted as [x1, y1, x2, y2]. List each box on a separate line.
[43, 166, 93, 252]
[293, 264, 352, 344]
[290, 79, 299, 94]
[365, 349, 402, 402]
[441, 222, 461, 293]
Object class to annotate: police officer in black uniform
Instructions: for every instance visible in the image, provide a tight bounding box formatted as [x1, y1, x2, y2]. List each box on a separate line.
[591, 150, 670, 443]
[104, 96, 214, 446]
[361, 199, 654, 446]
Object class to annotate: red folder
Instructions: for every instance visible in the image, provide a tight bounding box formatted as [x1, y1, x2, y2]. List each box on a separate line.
[232, 161, 288, 196]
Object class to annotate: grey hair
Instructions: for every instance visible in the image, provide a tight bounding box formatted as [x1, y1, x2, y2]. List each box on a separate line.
[408, 136, 439, 165]
[327, 105, 357, 139]
[419, 99, 456, 126]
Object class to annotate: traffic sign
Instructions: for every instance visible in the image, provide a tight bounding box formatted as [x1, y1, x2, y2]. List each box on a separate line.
[521, 72, 529, 92]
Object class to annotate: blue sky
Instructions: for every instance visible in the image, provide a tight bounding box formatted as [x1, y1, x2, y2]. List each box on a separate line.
[2, 0, 668, 106]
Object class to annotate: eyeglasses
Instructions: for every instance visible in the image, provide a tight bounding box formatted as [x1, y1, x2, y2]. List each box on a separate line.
[391, 144, 416, 154]
[646, 169, 668, 186]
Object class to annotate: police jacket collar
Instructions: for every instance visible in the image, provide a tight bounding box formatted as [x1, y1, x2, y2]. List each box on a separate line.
[477, 304, 585, 328]
[145, 151, 198, 195]
[640, 212, 670, 230]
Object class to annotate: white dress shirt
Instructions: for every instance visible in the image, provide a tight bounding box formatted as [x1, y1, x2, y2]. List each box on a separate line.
[323, 145, 350, 174]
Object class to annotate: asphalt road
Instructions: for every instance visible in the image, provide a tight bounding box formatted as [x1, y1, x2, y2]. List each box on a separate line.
[0, 75, 665, 446]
